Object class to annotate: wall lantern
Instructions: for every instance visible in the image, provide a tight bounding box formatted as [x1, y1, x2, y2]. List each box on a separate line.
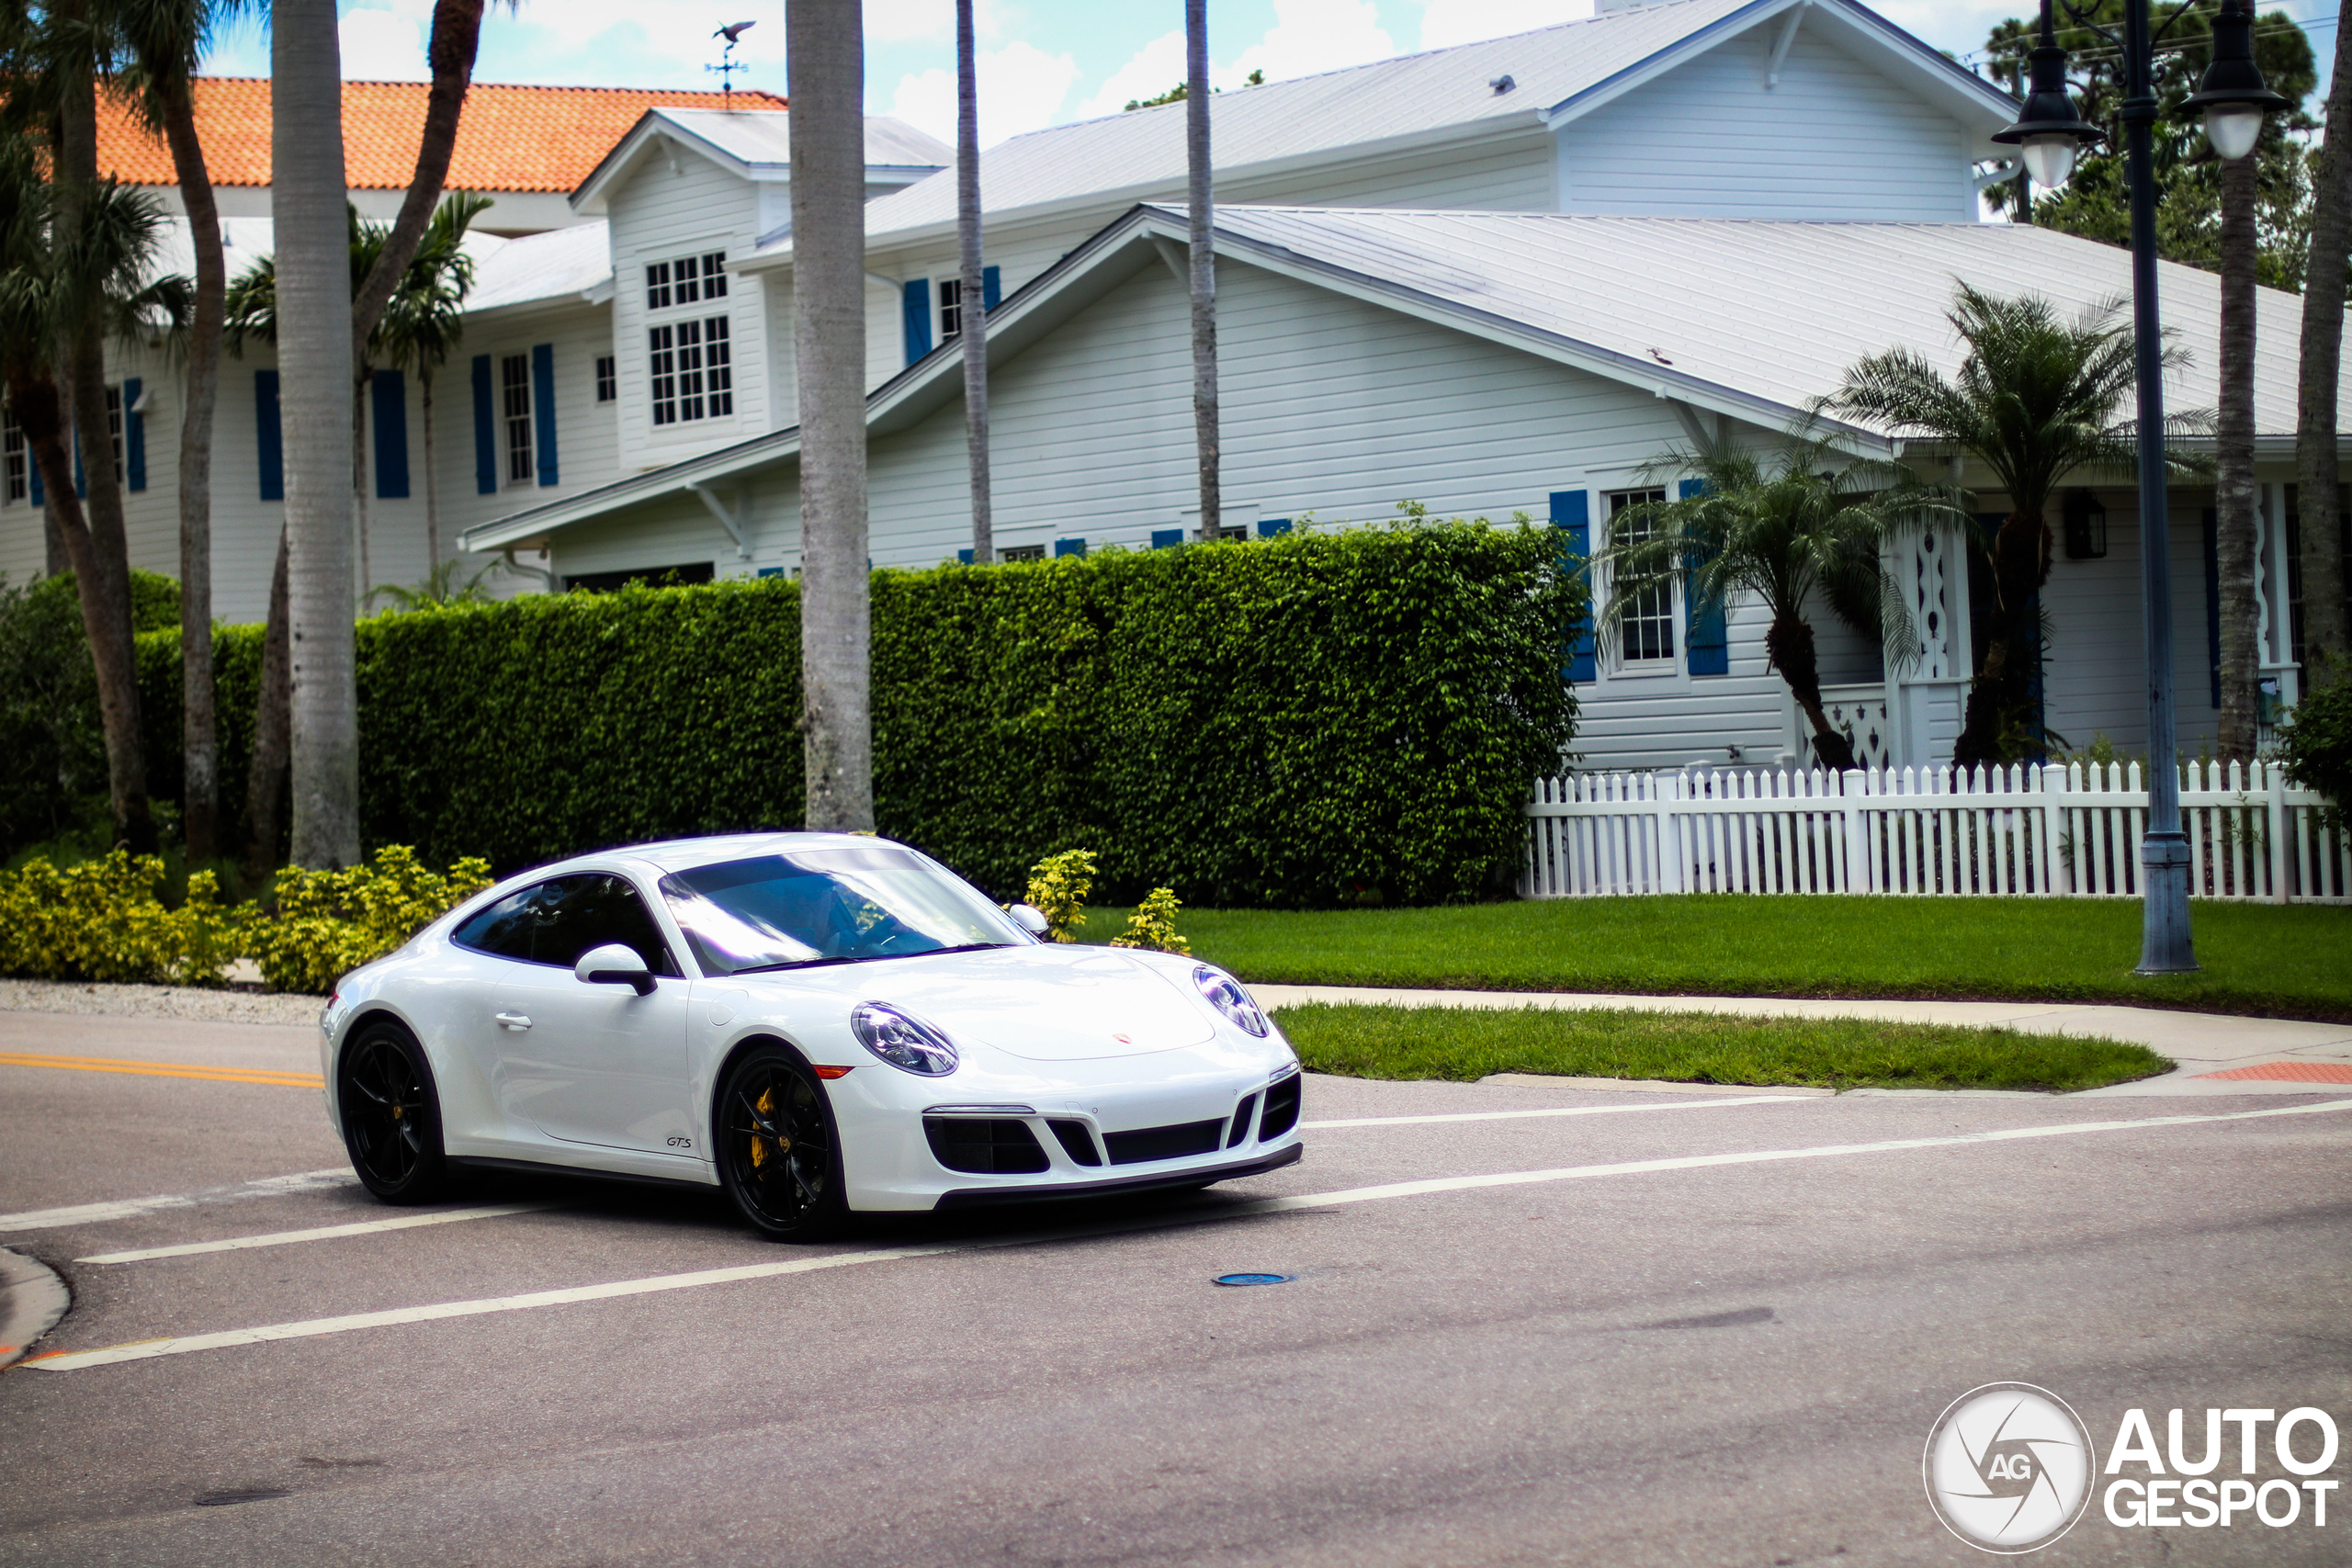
[2063, 488, 2107, 559]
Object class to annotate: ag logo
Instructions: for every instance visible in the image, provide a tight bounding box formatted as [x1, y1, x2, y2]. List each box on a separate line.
[1924, 1383, 2097, 1553]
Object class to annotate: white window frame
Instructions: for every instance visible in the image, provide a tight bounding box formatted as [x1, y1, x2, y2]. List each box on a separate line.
[2, 403, 25, 504]
[105, 385, 123, 482]
[939, 276, 963, 341]
[1603, 487, 1680, 678]
[500, 353, 534, 486]
[594, 355, 616, 404]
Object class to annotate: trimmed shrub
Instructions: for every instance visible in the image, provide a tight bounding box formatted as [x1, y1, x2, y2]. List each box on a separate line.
[0, 852, 242, 986]
[245, 845, 493, 994]
[2277, 676, 2352, 818]
[118, 522, 1583, 907]
[1023, 848, 1098, 942]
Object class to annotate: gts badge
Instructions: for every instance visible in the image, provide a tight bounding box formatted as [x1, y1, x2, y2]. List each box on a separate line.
[666, 1136, 694, 1150]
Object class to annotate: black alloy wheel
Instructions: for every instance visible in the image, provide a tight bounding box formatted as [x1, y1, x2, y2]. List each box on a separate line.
[338, 1020, 449, 1202]
[719, 1048, 848, 1242]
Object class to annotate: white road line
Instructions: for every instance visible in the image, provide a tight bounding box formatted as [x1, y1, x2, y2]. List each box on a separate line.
[75, 1202, 560, 1265]
[30, 1096, 2352, 1373]
[0, 1169, 356, 1235]
[1303, 1094, 1805, 1129]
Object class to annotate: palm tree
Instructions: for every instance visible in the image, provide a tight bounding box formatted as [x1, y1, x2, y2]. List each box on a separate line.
[0, 136, 189, 853]
[2215, 149, 2259, 760]
[366, 556, 494, 611]
[2296, 15, 2352, 685]
[117, 0, 238, 864]
[956, 0, 990, 565]
[1827, 284, 2206, 768]
[1185, 0, 1218, 540]
[378, 192, 489, 572]
[1591, 432, 1962, 771]
[274, 0, 360, 868]
[788, 0, 874, 831]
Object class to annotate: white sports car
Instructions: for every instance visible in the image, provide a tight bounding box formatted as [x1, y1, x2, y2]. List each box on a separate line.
[318, 833, 1304, 1239]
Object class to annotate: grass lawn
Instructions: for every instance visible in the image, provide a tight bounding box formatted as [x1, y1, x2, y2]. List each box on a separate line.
[1273, 1003, 2169, 1092]
[1073, 895, 2352, 1021]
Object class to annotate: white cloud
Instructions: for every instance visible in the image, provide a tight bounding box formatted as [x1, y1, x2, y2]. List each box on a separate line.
[865, 0, 1012, 46]
[493, 0, 736, 81]
[1073, 28, 1188, 120]
[1411, 0, 1593, 51]
[886, 40, 1081, 147]
[338, 3, 432, 82]
[1219, 0, 1395, 88]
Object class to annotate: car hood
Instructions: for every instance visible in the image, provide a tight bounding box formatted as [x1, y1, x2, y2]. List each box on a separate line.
[727, 943, 1217, 1062]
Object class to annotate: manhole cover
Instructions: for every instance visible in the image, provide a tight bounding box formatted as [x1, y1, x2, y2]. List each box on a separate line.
[1213, 1272, 1293, 1287]
[193, 1488, 289, 1507]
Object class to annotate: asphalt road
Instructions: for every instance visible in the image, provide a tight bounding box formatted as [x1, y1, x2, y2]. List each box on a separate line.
[2, 1007, 2347, 1567]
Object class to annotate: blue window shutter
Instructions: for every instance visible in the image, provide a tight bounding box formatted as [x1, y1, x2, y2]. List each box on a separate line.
[530, 344, 559, 487]
[1549, 490, 1594, 683]
[1054, 536, 1085, 558]
[470, 355, 496, 495]
[124, 378, 145, 491]
[902, 279, 932, 364]
[1151, 528, 1184, 550]
[255, 370, 283, 501]
[982, 265, 1001, 311]
[957, 548, 974, 564]
[73, 425, 85, 499]
[370, 370, 410, 499]
[2202, 507, 2222, 708]
[1679, 476, 1727, 675]
[1256, 517, 1291, 538]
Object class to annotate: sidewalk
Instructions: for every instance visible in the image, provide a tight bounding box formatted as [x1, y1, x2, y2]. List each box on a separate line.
[1250, 985, 2352, 1098]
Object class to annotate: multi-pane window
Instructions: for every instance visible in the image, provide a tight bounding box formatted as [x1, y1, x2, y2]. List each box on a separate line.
[501, 354, 533, 483]
[650, 253, 727, 312]
[647, 318, 731, 426]
[939, 277, 963, 341]
[105, 386, 123, 480]
[1608, 489, 1675, 665]
[595, 355, 616, 403]
[3, 405, 25, 502]
[646, 260, 672, 310]
[999, 544, 1046, 562]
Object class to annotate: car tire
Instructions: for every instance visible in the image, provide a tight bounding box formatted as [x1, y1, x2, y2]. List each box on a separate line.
[717, 1045, 850, 1243]
[337, 1018, 451, 1203]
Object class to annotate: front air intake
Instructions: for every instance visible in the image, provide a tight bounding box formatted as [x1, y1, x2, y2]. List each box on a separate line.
[1046, 1118, 1102, 1167]
[1226, 1093, 1259, 1148]
[924, 1117, 1050, 1175]
[1259, 1073, 1301, 1139]
[1103, 1118, 1224, 1165]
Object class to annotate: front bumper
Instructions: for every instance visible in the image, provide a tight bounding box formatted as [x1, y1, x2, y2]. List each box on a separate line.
[934, 1140, 1302, 1210]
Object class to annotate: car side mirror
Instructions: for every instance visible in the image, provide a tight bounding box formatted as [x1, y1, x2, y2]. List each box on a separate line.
[576, 942, 655, 995]
[1009, 904, 1050, 939]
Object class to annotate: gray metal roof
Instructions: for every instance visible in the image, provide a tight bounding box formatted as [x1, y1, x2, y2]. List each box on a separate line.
[465, 220, 614, 314]
[647, 107, 952, 173]
[829, 0, 2018, 251]
[1201, 206, 2330, 436]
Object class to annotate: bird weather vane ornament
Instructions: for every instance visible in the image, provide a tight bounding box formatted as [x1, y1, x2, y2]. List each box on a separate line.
[708, 20, 755, 99]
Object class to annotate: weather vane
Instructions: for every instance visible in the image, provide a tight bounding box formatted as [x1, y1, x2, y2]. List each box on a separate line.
[708, 20, 755, 99]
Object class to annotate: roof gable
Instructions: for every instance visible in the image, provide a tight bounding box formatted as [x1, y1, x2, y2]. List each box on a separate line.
[570, 109, 949, 212]
[96, 78, 787, 193]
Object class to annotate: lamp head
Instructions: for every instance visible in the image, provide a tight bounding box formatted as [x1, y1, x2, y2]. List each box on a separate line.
[1990, 25, 2102, 186]
[2181, 0, 2288, 161]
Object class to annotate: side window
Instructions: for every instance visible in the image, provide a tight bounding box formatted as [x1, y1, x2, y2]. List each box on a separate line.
[453, 875, 682, 976]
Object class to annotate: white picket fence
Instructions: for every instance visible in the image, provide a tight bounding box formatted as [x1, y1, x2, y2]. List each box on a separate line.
[1521, 760, 2351, 903]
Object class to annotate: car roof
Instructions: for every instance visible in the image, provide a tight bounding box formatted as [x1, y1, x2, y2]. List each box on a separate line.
[594, 831, 910, 876]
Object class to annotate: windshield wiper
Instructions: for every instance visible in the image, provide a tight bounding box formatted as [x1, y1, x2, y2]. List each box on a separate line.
[727, 942, 1011, 977]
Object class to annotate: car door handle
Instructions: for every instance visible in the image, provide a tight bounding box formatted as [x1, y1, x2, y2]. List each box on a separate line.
[494, 1012, 533, 1031]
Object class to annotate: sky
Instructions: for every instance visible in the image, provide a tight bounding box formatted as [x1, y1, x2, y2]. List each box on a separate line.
[194, 0, 2340, 152]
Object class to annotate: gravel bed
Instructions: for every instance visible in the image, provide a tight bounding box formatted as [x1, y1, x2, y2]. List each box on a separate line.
[0, 977, 324, 1028]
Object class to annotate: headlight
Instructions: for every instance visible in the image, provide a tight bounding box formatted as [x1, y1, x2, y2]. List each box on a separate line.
[1193, 966, 1269, 1037]
[852, 1002, 960, 1076]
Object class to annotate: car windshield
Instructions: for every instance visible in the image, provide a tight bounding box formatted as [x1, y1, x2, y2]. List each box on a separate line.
[657, 845, 1026, 977]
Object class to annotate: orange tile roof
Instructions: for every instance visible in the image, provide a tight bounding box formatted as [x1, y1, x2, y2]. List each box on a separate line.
[96, 78, 786, 193]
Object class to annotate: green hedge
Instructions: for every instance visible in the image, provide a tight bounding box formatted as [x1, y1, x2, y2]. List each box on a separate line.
[130, 522, 1580, 907]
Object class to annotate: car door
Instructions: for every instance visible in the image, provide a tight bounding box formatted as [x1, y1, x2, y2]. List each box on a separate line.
[502, 873, 697, 1157]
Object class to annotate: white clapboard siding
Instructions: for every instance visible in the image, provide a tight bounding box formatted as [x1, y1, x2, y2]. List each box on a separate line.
[1521, 760, 2351, 903]
[1555, 21, 1974, 220]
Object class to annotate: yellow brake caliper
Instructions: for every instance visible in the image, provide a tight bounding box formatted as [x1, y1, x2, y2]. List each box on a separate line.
[751, 1087, 790, 1167]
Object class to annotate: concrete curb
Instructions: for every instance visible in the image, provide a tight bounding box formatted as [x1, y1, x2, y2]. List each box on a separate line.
[0, 1247, 69, 1371]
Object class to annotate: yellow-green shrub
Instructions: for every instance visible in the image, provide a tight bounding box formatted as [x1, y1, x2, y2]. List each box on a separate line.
[0, 852, 244, 986]
[1109, 886, 1191, 955]
[1023, 848, 1097, 942]
[245, 845, 492, 995]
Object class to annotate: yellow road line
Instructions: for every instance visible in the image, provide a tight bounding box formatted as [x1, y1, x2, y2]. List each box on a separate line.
[0, 1052, 322, 1089]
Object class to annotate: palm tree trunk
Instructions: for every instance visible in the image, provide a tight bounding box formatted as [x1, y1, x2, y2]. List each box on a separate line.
[353, 367, 373, 599]
[1186, 0, 1218, 541]
[52, 11, 154, 852]
[1766, 614, 1857, 772]
[2296, 13, 2352, 686]
[1953, 509, 2050, 768]
[276, 0, 362, 867]
[157, 66, 225, 864]
[348, 0, 486, 356]
[956, 0, 991, 565]
[244, 528, 292, 882]
[788, 0, 873, 832]
[422, 367, 441, 569]
[2216, 152, 2261, 761]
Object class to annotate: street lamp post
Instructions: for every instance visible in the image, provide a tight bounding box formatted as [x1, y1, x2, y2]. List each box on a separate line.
[1992, 0, 2286, 976]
